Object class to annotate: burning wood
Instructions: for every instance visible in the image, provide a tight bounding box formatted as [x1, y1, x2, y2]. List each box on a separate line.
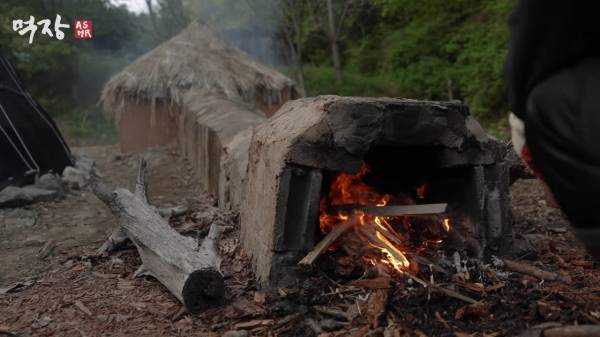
[298, 217, 358, 266]
[313, 163, 454, 275]
[296, 161, 485, 310]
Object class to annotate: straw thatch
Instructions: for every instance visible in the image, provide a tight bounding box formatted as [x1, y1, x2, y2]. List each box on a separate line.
[101, 21, 297, 116]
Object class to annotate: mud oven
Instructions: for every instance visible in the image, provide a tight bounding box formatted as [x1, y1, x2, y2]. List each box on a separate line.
[240, 96, 512, 286]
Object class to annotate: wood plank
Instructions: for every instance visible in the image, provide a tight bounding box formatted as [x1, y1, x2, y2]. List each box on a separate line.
[331, 203, 448, 217]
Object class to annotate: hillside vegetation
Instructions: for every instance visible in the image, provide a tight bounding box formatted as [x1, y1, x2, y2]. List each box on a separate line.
[0, 0, 516, 142]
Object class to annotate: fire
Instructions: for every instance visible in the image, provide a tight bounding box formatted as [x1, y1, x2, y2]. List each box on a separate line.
[442, 218, 451, 232]
[328, 163, 389, 207]
[319, 163, 448, 274]
[374, 231, 410, 270]
[320, 163, 391, 233]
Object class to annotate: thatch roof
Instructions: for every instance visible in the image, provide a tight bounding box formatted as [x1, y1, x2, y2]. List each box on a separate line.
[101, 21, 297, 114]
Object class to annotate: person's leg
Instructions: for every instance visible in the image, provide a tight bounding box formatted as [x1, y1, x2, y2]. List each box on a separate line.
[525, 58, 600, 261]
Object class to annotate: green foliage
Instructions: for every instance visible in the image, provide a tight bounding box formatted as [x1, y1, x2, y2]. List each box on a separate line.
[55, 106, 117, 146]
[0, 0, 166, 145]
[303, 65, 396, 97]
[303, 0, 516, 134]
[0, 0, 517, 144]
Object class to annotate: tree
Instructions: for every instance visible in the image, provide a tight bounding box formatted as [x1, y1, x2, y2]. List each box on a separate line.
[308, 0, 350, 84]
[145, 0, 160, 37]
[276, 0, 311, 96]
[156, 0, 189, 37]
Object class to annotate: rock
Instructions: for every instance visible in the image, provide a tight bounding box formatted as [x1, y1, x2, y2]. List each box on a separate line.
[36, 173, 65, 195]
[0, 185, 57, 208]
[62, 166, 87, 190]
[0, 186, 32, 208]
[31, 315, 52, 329]
[75, 156, 95, 176]
[21, 186, 58, 202]
[222, 330, 250, 337]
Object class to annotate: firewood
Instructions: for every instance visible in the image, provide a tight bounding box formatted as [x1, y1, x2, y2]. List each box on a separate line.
[500, 258, 570, 283]
[372, 225, 448, 274]
[331, 203, 447, 217]
[356, 225, 478, 304]
[298, 218, 358, 266]
[91, 159, 224, 313]
[543, 325, 600, 337]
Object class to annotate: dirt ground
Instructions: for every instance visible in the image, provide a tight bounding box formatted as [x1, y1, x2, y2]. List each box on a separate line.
[0, 145, 199, 286]
[1, 145, 598, 337]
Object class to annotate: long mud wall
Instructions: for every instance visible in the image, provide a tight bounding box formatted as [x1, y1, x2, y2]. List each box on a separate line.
[176, 93, 266, 210]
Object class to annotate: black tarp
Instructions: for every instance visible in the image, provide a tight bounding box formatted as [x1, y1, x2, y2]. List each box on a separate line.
[0, 53, 73, 189]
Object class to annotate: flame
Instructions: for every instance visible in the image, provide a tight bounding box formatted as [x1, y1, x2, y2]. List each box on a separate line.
[442, 218, 451, 232]
[374, 231, 410, 270]
[319, 163, 390, 233]
[319, 162, 447, 274]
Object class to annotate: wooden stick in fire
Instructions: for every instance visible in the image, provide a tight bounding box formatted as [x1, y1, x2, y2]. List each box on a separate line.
[356, 225, 478, 304]
[373, 220, 449, 274]
[298, 217, 359, 266]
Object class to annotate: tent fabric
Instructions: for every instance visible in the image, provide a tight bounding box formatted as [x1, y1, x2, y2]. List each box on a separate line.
[0, 53, 73, 189]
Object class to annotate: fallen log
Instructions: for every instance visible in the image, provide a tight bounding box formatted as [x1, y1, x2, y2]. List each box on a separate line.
[96, 205, 189, 255]
[92, 158, 224, 313]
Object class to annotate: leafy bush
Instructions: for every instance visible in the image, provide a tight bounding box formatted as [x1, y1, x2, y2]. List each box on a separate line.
[304, 65, 397, 97]
[303, 0, 515, 136]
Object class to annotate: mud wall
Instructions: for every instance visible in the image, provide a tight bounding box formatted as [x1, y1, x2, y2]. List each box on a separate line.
[177, 93, 266, 210]
[117, 101, 179, 154]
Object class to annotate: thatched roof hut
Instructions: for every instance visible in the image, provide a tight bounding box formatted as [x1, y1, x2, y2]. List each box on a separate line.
[101, 21, 298, 118]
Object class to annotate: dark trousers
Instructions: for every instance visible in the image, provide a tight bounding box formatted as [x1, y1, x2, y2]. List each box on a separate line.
[525, 58, 600, 261]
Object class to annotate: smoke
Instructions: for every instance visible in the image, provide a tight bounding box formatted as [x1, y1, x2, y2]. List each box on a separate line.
[180, 0, 287, 66]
